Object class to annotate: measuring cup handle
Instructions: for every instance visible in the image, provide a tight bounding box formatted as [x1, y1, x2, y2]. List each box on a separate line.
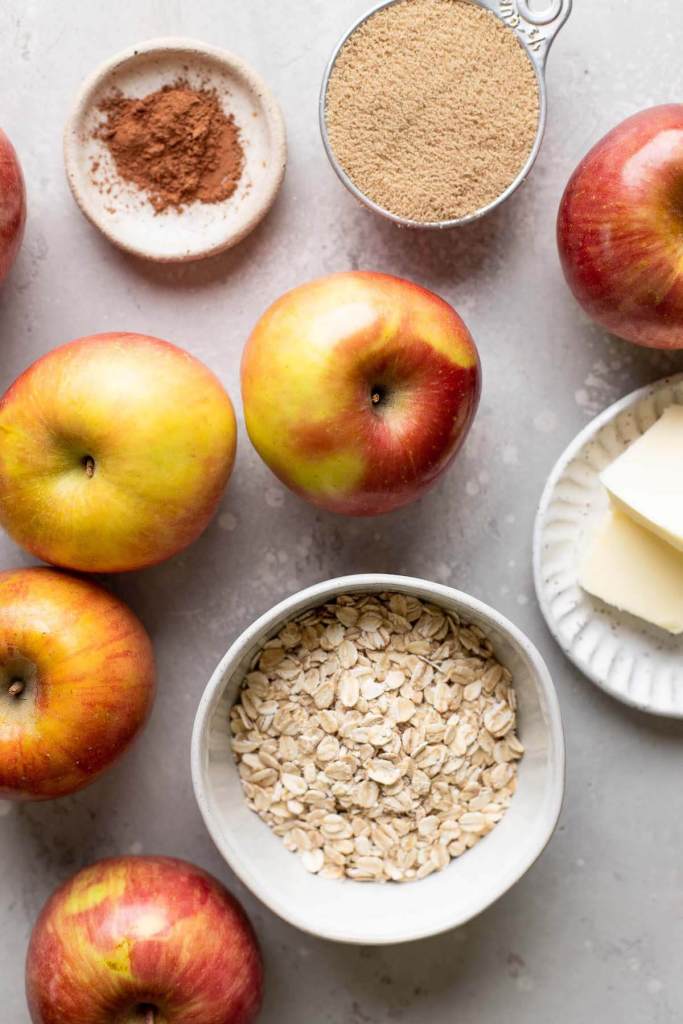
[498, 0, 572, 67]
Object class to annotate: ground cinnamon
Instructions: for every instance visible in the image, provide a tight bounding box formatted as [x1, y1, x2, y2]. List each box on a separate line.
[96, 82, 244, 212]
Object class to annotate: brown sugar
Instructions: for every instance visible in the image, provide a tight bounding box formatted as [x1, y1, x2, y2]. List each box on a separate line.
[96, 82, 244, 212]
[324, 0, 540, 223]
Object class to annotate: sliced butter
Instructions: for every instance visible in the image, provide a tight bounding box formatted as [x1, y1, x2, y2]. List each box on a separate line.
[579, 507, 683, 635]
[600, 405, 683, 553]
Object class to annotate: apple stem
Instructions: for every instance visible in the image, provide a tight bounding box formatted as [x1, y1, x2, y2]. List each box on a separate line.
[145, 1010, 155, 1024]
[371, 392, 381, 405]
[8, 679, 24, 698]
[83, 455, 95, 478]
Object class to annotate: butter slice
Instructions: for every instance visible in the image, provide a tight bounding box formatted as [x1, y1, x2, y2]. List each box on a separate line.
[580, 507, 683, 634]
[600, 406, 683, 553]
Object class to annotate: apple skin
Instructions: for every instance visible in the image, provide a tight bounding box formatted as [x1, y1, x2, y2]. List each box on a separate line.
[0, 127, 26, 284]
[0, 333, 237, 572]
[0, 567, 154, 800]
[26, 856, 263, 1024]
[241, 271, 481, 516]
[558, 104, 683, 349]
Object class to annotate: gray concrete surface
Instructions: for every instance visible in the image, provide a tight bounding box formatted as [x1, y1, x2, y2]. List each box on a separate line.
[1, 1, 682, 1021]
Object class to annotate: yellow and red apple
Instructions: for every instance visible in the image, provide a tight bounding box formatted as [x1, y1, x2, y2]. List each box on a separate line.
[241, 271, 481, 515]
[0, 127, 26, 284]
[26, 856, 263, 1024]
[558, 104, 683, 349]
[0, 567, 154, 800]
[0, 332, 237, 572]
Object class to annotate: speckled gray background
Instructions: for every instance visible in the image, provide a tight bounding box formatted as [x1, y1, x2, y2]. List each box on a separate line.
[1, 1, 682, 1020]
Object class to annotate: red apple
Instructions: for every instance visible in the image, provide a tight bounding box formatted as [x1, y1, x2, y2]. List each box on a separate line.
[558, 104, 683, 349]
[26, 856, 263, 1024]
[0, 127, 26, 284]
[241, 271, 481, 516]
[0, 567, 154, 800]
[0, 333, 237, 572]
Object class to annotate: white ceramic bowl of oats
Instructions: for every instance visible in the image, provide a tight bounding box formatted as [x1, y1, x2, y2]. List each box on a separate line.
[191, 574, 564, 944]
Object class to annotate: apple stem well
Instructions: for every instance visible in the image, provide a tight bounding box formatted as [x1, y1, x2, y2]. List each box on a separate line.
[371, 385, 388, 407]
[131, 1004, 156, 1024]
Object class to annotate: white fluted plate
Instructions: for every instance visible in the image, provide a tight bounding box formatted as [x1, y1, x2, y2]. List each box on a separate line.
[533, 373, 683, 718]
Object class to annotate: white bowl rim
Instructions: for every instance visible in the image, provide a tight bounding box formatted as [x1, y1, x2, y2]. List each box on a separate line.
[63, 36, 287, 263]
[191, 573, 565, 944]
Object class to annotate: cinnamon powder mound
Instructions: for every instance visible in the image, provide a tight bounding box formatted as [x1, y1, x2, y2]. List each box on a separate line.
[325, 0, 540, 222]
[97, 82, 244, 212]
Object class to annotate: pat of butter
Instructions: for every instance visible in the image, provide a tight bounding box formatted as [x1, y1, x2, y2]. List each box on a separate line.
[580, 507, 683, 634]
[600, 405, 683, 553]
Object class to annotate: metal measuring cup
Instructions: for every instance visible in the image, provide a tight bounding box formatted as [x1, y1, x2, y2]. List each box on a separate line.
[319, 0, 573, 228]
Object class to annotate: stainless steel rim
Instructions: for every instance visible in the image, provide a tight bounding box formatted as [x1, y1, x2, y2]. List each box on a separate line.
[319, 0, 572, 230]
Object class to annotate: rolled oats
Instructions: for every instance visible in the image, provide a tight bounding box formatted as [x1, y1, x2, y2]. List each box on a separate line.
[230, 593, 523, 884]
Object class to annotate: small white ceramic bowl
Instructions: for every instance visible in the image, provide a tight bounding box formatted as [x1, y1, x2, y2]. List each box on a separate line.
[64, 38, 287, 262]
[192, 574, 564, 945]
